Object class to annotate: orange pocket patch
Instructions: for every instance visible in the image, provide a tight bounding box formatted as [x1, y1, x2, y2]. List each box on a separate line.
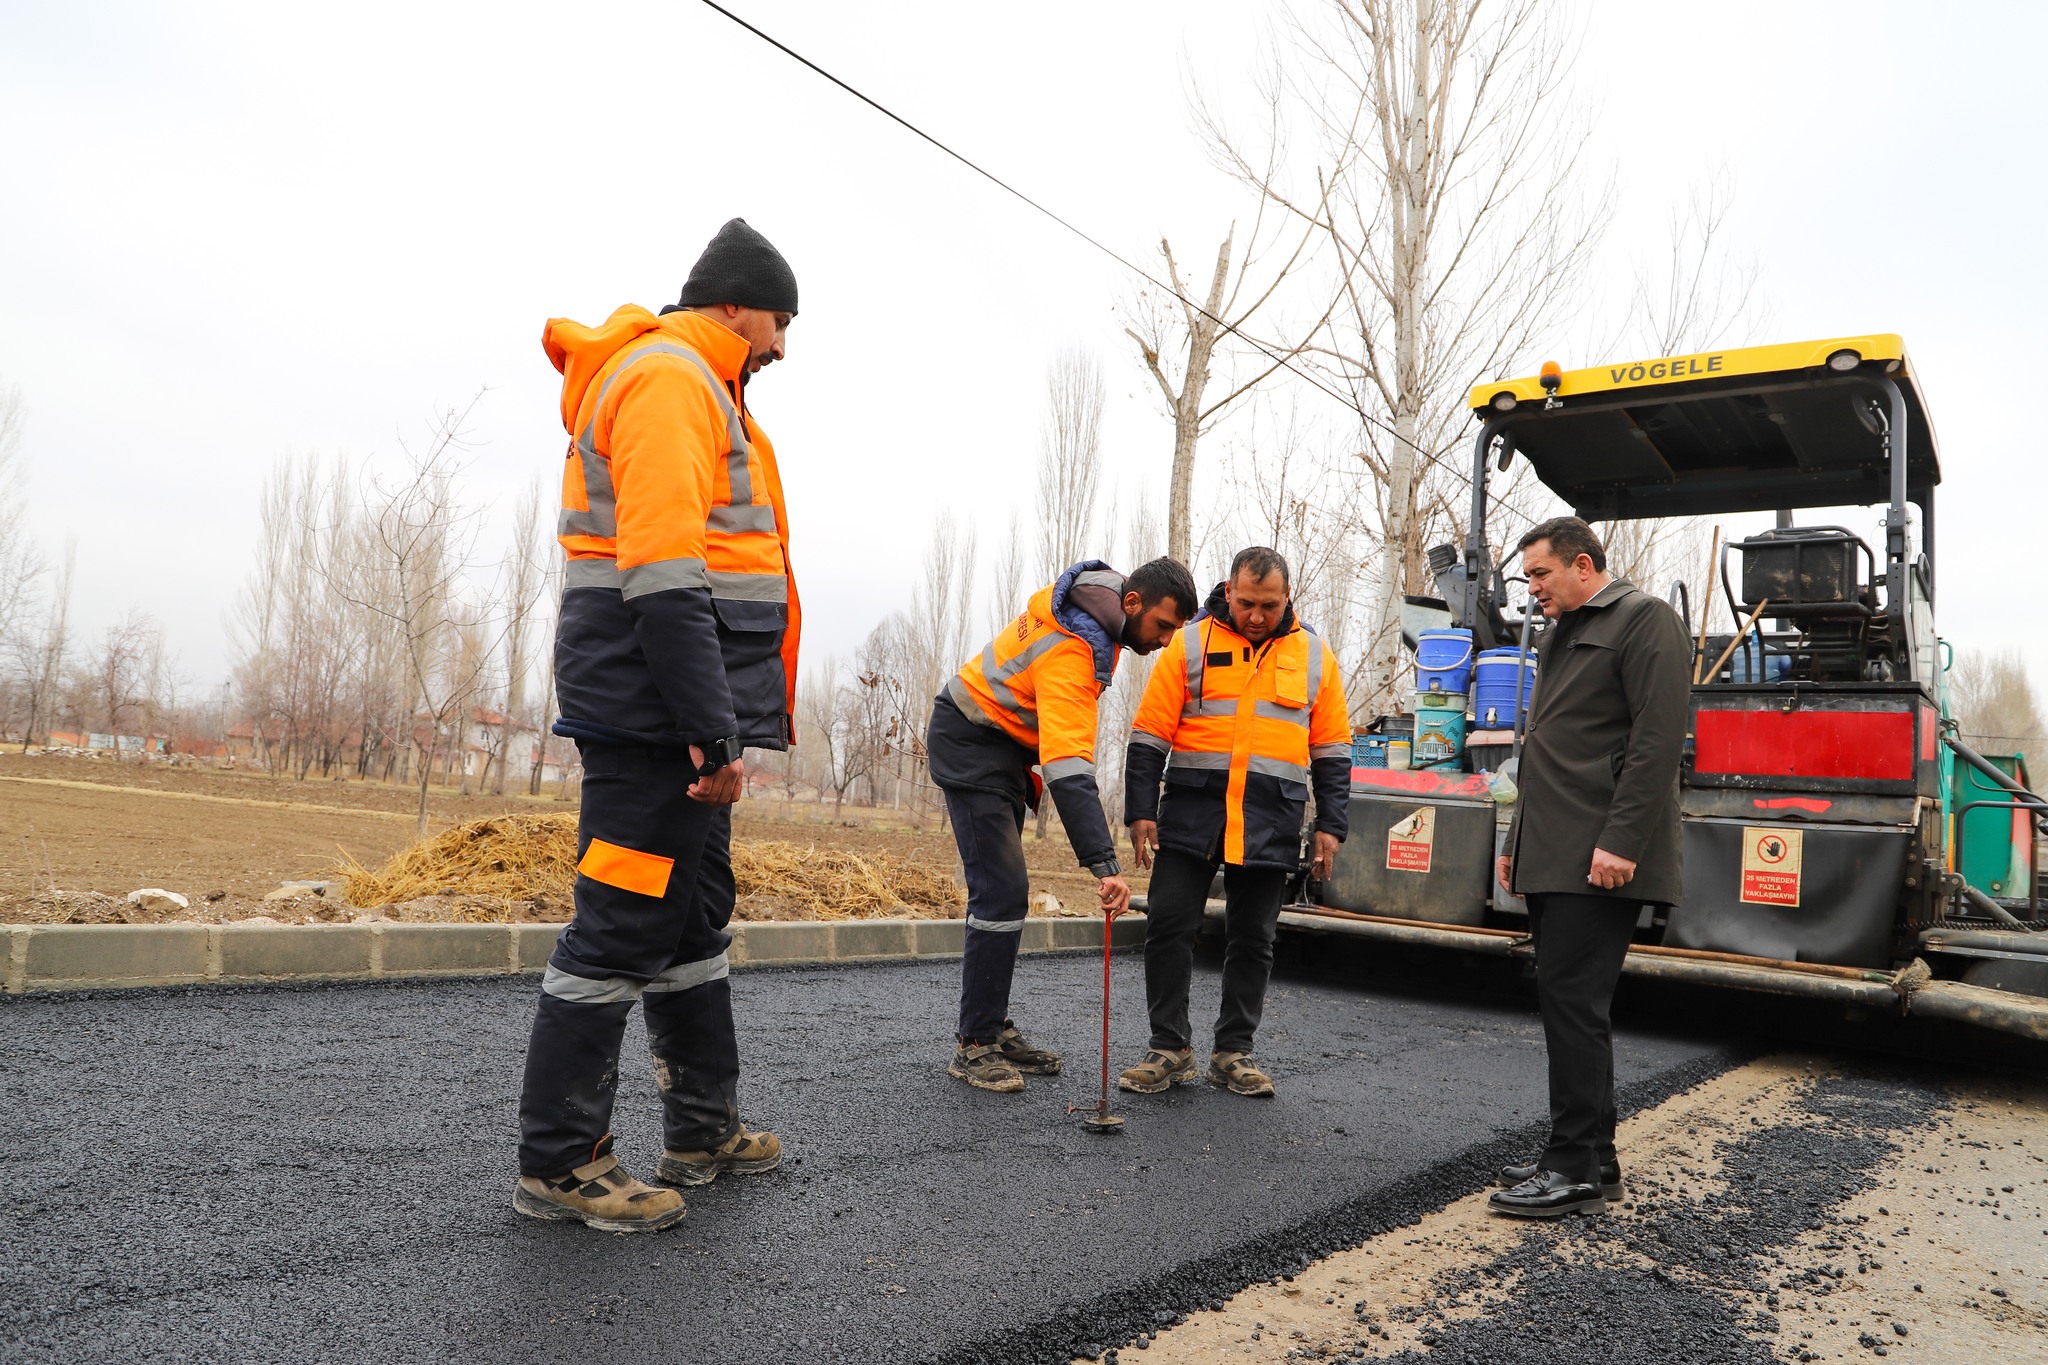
[577, 838, 675, 898]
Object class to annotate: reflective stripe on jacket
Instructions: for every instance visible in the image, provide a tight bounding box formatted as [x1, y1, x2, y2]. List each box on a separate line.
[545, 305, 800, 749]
[935, 564, 1125, 871]
[1125, 610, 1352, 868]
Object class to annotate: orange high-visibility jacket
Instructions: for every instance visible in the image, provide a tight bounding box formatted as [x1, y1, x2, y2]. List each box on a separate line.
[545, 305, 800, 749]
[1126, 610, 1352, 868]
[939, 565, 1126, 872]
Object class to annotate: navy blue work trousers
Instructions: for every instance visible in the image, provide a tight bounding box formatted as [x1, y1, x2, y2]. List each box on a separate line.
[1140, 848, 1287, 1054]
[946, 785, 1034, 1044]
[516, 742, 742, 1177]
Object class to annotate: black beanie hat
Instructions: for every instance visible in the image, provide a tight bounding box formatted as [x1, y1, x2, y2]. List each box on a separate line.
[675, 218, 799, 316]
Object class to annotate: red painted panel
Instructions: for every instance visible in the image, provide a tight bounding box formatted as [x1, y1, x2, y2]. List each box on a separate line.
[1695, 709, 1914, 781]
[1350, 767, 1495, 798]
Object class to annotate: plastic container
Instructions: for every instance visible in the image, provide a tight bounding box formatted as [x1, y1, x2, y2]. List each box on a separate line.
[1414, 628, 1476, 697]
[1354, 732, 1389, 768]
[1473, 648, 1538, 729]
[1412, 690, 1469, 769]
[1386, 739, 1412, 771]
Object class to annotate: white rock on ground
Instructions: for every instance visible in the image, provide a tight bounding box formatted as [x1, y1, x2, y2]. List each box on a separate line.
[125, 888, 190, 913]
[1030, 889, 1069, 917]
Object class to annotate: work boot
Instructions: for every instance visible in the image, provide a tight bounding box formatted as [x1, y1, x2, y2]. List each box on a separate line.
[949, 1040, 1025, 1093]
[657, 1123, 783, 1187]
[1118, 1047, 1198, 1094]
[1208, 1050, 1276, 1098]
[513, 1137, 686, 1233]
[995, 1021, 1062, 1075]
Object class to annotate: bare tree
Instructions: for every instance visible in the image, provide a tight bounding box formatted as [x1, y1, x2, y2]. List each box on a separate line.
[0, 384, 43, 676]
[988, 509, 1027, 636]
[1951, 648, 2048, 758]
[1035, 349, 1108, 583]
[1213, 0, 1605, 712]
[1626, 167, 1766, 359]
[797, 656, 853, 815]
[495, 479, 548, 795]
[72, 609, 163, 754]
[326, 398, 532, 835]
[1122, 197, 1329, 564]
[12, 542, 73, 750]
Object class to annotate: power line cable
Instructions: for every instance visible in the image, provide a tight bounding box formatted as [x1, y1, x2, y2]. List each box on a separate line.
[694, 0, 1452, 463]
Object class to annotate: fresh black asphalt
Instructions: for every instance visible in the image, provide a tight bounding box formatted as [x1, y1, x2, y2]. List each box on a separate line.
[0, 948, 1738, 1364]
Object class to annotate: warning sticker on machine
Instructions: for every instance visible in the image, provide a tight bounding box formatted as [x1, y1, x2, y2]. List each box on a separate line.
[1740, 825, 1803, 906]
[1387, 807, 1436, 873]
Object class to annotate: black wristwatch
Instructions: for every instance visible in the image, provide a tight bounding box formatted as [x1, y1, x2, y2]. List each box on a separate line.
[1089, 859, 1122, 879]
[697, 736, 743, 776]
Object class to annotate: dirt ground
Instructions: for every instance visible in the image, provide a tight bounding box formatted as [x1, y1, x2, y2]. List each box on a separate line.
[1103, 1057, 2047, 1365]
[0, 750, 1139, 921]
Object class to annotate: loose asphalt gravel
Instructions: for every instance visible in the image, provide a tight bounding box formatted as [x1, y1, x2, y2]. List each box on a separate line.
[0, 949, 1739, 1365]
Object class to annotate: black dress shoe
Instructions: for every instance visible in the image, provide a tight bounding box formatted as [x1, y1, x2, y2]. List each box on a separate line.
[1497, 1158, 1621, 1200]
[1487, 1169, 1607, 1218]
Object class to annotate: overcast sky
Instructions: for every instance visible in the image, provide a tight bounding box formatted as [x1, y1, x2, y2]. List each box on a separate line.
[3, 0, 2042, 705]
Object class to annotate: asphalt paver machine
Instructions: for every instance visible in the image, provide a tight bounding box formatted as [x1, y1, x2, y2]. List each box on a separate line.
[1282, 335, 2048, 1042]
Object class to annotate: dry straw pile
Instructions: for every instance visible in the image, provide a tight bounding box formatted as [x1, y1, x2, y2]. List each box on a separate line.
[337, 813, 963, 921]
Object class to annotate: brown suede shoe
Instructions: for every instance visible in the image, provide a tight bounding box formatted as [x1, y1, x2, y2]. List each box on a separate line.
[514, 1138, 686, 1233]
[1118, 1048, 1198, 1094]
[657, 1124, 784, 1187]
[1208, 1050, 1276, 1098]
[949, 1041, 1025, 1093]
[995, 1022, 1062, 1075]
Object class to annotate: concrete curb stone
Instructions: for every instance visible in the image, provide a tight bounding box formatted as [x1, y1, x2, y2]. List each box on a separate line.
[0, 914, 1149, 993]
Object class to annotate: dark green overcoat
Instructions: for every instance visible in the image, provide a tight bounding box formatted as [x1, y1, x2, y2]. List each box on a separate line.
[1507, 579, 1692, 905]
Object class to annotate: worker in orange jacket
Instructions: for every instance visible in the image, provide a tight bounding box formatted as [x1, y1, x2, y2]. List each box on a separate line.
[1119, 547, 1352, 1099]
[928, 557, 1199, 1092]
[515, 219, 800, 1233]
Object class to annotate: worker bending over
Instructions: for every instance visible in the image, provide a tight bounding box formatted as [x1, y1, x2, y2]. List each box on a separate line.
[1120, 547, 1351, 1098]
[928, 557, 1199, 1092]
[516, 219, 802, 1233]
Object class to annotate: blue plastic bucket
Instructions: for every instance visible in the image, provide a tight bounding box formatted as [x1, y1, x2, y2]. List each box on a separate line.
[1415, 629, 1475, 696]
[1473, 648, 1538, 728]
[1411, 690, 1469, 768]
[1354, 732, 1388, 768]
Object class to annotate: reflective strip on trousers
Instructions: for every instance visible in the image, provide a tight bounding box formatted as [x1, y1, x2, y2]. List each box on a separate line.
[541, 964, 644, 1004]
[564, 558, 622, 591]
[643, 951, 731, 994]
[620, 557, 710, 599]
[966, 915, 1026, 933]
[1041, 756, 1094, 782]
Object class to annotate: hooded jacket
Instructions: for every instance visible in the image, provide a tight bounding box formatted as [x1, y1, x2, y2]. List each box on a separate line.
[926, 562, 1127, 874]
[1124, 580, 1352, 869]
[544, 305, 800, 751]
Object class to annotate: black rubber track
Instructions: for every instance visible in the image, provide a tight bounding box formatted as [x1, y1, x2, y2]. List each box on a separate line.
[0, 950, 1738, 1364]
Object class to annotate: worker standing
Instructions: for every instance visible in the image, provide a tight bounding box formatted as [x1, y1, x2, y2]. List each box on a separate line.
[515, 219, 802, 1233]
[929, 557, 1199, 1092]
[1118, 547, 1352, 1099]
[1490, 517, 1690, 1219]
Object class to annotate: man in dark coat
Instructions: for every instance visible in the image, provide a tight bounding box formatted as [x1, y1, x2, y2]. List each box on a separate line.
[1490, 516, 1691, 1218]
